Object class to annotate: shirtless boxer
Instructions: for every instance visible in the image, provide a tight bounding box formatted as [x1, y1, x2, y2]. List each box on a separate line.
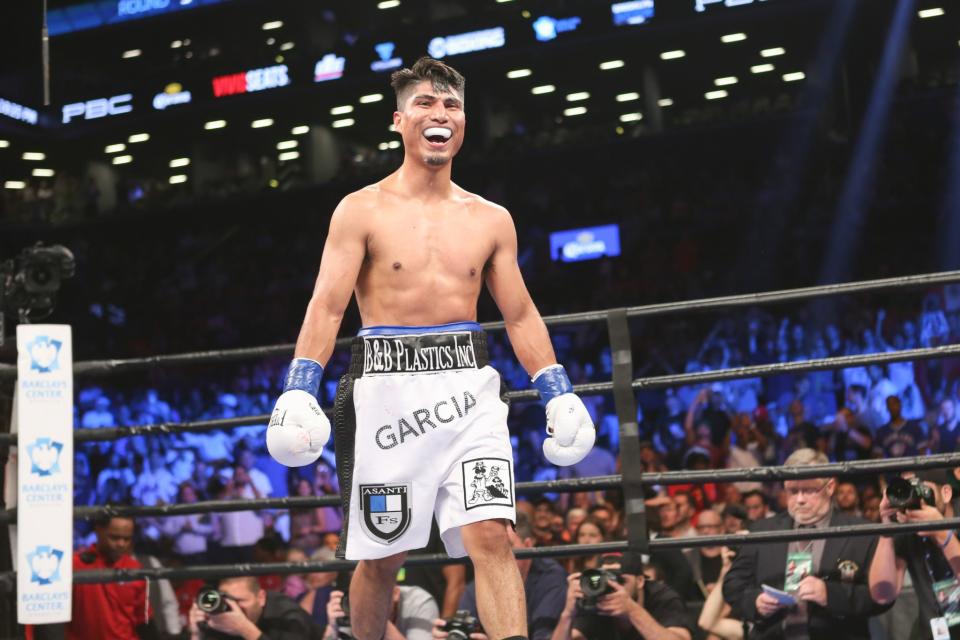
[266, 57, 595, 640]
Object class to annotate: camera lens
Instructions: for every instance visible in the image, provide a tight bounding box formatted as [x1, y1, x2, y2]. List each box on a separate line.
[886, 477, 917, 510]
[196, 587, 225, 614]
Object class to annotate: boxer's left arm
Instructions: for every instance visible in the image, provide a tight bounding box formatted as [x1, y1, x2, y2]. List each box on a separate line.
[485, 204, 595, 466]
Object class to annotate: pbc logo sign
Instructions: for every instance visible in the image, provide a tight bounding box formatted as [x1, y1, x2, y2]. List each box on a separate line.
[359, 484, 411, 544]
[62, 94, 133, 123]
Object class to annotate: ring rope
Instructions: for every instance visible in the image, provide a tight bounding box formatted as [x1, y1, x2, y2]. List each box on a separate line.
[3, 453, 959, 525]
[4, 342, 960, 448]
[2, 519, 957, 589]
[1, 269, 958, 381]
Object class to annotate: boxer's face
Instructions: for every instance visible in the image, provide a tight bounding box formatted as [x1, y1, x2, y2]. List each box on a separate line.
[394, 80, 465, 168]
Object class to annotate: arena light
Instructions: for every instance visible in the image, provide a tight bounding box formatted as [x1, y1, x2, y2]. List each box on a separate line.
[332, 118, 355, 128]
[278, 151, 300, 161]
[616, 92, 639, 102]
[204, 119, 227, 130]
[169, 157, 190, 168]
[280, 42, 295, 51]
[262, 20, 283, 30]
[660, 50, 686, 60]
[4, 181, 26, 189]
[251, 118, 274, 128]
[360, 93, 384, 103]
[128, 133, 150, 143]
[22, 152, 45, 161]
[506, 68, 532, 79]
[378, 142, 390, 151]
[657, 98, 674, 107]
[330, 105, 354, 115]
[122, 49, 142, 59]
[291, 125, 309, 135]
[566, 92, 590, 102]
[783, 71, 806, 82]
[169, 174, 188, 184]
[531, 84, 555, 95]
[751, 63, 775, 74]
[277, 140, 298, 150]
[721, 32, 747, 43]
[563, 106, 587, 116]
[705, 90, 728, 100]
[714, 76, 738, 86]
[112, 155, 133, 165]
[918, 7, 944, 18]
[761, 47, 786, 57]
[388, 140, 401, 149]
[0, 139, 9, 148]
[104, 143, 126, 154]
[378, 0, 401, 8]
[32, 168, 55, 177]
[170, 40, 183, 49]
[388, 124, 396, 132]
[599, 60, 625, 70]
[619, 112, 642, 122]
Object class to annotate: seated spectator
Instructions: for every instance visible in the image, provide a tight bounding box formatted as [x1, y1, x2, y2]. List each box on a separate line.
[283, 548, 309, 600]
[550, 551, 694, 640]
[186, 575, 322, 639]
[290, 478, 330, 553]
[874, 395, 927, 458]
[432, 512, 567, 640]
[935, 397, 960, 453]
[697, 544, 743, 640]
[297, 548, 339, 630]
[684, 509, 726, 598]
[741, 490, 772, 522]
[671, 492, 697, 539]
[568, 517, 609, 573]
[162, 481, 214, 564]
[834, 481, 861, 517]
[721, 504, 747, 535]
[533, 498, 562, 546]
[253, 534, 288, 593]
[328, 584, 437, 640]
[68, 515, 149, 639]
[563, 508, 588, 543]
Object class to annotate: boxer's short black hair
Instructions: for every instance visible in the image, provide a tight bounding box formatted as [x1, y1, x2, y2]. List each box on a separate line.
[390, 57, 466, 109]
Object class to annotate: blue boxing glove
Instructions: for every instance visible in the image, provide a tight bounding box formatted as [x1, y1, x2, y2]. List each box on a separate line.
[266, 358, 331, 467]
[532, 364, 595, 466]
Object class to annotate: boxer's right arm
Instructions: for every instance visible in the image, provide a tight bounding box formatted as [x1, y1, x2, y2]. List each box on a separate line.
[267, 197, 368, 467]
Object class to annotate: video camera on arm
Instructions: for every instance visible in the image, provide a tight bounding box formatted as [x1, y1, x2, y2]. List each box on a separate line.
[0, 243, 75, 346]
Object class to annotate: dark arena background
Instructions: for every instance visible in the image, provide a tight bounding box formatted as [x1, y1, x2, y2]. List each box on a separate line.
[2, 0, 960, 638]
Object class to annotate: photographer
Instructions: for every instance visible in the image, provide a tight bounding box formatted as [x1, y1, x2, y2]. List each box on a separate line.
[186, 576, 322, 640]
[869, 468, 960, 639]
[550, 552, 693, 640]
[431, 512, 567, 640]
[324, 585, 438, 640]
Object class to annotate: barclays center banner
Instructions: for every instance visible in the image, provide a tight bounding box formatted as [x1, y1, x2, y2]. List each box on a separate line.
[16, 325, 73, 624]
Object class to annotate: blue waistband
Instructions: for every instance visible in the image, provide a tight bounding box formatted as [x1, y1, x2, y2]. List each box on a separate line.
[357, 321, 482, 336]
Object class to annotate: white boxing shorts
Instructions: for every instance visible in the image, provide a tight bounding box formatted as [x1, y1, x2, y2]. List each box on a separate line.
[333, 322, 516, 560]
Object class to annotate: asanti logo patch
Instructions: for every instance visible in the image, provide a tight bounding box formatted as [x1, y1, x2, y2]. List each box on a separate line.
[359, 484, 411, 544]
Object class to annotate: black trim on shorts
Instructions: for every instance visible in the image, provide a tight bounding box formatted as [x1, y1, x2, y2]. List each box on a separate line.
[333, 373, 357, 560]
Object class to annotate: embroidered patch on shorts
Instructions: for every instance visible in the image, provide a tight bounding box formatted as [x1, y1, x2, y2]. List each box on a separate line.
[462, 458, 514, 510]
[359, 484, 411, 544]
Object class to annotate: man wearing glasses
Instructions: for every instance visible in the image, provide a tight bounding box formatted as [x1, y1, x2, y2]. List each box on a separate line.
[722, 448, 887, 639]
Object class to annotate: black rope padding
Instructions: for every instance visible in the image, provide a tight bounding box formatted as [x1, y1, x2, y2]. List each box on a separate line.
[2, 519, 959, 589]
[5, 453, 960, 525]
[2, 269, 958, 381]
[6, 342, 960, 447]
[607, 308, 647, 553]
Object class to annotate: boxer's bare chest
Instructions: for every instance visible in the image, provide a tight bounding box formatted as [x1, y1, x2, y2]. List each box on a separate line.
[354, 194, 496, 324]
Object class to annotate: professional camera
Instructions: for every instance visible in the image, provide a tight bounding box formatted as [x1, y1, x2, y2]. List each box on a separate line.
[442, 610, 482, 640]
[886, 476, 936, 511]
[196, 586, 231, 614]
[0, 243, 75, 344]
[578, 566, 625, 612]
